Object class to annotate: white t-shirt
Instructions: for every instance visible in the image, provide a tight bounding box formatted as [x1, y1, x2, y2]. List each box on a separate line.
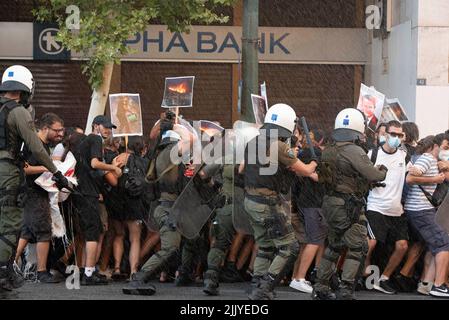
[367, 147, 407, 216]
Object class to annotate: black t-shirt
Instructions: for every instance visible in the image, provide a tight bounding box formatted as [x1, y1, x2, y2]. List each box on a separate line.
[24, 140, 52, 194]
[292, 147, 325, 209]
[75, 133, 104, 197]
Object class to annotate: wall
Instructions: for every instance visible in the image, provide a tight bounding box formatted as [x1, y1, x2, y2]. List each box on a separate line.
[367, 0, 449, 137]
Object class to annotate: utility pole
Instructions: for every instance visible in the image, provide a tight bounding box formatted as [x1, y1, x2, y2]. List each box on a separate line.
[241, 0, 258, 123]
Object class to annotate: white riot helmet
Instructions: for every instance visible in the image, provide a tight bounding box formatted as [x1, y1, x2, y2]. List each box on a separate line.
[0, 65, 34, 94]
[263, 103, 297, 138]
[160, 130, 181, 146]
[332, 108, 366, 142]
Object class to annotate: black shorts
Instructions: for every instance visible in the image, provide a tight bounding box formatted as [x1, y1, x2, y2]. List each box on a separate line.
[21, 190, 52, 242]
[72, 194, 102, 242]
[301, 208, 328, 245]
[366, 210, 409, 243]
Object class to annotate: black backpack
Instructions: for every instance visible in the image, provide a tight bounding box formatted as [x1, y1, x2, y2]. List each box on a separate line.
[120, 153, 149, 197]
[0, 98, 20, 150]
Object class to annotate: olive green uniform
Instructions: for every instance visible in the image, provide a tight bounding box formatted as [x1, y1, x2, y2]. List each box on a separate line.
[314, 142, 387, 299]
[203, 164, 240, 294]
[244, 139, 299, 299]
[0, 103, 57, 265]
[140, 143, 182, 274]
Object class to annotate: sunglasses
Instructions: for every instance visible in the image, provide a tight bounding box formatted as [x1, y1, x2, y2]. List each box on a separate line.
[387, 132, 404, 138]
[48, 127, 65, 134]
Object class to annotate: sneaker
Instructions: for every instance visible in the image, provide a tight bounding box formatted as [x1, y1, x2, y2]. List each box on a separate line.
[429, 284, 449, 298]
[80, 272, 108, 285]
[417, 281, 433, 296]
[393, 274, 416, 293]
[373, 279, 397, 294]
[37, 271, 62, 284]
[289, 279, 313, 294]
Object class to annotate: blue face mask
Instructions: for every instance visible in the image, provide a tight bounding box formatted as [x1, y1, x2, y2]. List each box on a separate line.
[378, 135, 387, 145]
[387, 135, 401, 149]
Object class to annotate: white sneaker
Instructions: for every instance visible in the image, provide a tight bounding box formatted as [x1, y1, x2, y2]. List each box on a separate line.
[289, 279, 313, 294]
[417, 281, 433, 296]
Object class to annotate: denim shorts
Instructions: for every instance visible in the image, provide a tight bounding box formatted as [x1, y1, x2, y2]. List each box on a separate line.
[405, 209, 449, 256]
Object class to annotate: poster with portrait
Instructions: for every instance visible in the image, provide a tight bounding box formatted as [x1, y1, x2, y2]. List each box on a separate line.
[251, 94, 268, 125]
[161, 76, 195, 108]
[380, 98, 409, 123]
[109, 93, 143, 137]
[357, 84, 385, 132]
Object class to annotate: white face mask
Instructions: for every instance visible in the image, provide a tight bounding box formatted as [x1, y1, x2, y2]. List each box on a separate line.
[378, 135, 387, 145]
[439, 150, 449, 161]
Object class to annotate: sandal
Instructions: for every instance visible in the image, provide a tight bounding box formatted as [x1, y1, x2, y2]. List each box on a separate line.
[111, 268, 127, 281]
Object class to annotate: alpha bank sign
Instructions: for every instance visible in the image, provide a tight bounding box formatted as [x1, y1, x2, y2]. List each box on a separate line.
[117, 25, 367, 64]
[0, 23, 367, 64]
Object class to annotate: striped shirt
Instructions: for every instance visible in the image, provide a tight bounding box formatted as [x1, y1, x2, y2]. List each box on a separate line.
[404, 153, 438, 211]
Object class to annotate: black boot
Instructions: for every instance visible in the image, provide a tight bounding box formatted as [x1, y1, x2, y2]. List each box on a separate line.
[336, 281, 356, 300]
[203, 271, 220, 296]
[248, 274, 275, 300]
[311, 288, 337, 300]
[220, 262, 243, 283]
[122, 271, 156, 296]
[0, 265, 24, 291]
[175, 269, 194, 287]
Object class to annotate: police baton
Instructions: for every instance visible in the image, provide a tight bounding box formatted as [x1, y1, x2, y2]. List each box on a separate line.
[300, 116, 317, 161]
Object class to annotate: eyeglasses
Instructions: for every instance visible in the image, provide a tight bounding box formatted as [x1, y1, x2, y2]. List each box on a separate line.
[387, 132, 404, 138]
[48, 127, 65, 134]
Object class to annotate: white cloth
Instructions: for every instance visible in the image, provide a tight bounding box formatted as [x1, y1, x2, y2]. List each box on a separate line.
[34, 151, 78, 238]
[367, 147, 407, 217]
[51, 143, 65, 159]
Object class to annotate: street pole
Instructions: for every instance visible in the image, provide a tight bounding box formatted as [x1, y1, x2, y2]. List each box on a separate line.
[241, 0, 258, 123]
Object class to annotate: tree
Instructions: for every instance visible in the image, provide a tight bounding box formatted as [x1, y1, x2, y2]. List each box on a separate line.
[34, 0, 236, 132]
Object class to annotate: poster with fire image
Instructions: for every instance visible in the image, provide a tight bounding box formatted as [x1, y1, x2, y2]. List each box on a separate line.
[161, 76, 195, 108]
[109, 93, 143, 137]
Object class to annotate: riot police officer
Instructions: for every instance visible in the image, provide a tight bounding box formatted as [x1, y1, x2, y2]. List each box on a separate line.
[243, 103, 318, 300]
[313, 108, 387, 300]
[0, 65, 69, 292]
[122, 130, 185, 295]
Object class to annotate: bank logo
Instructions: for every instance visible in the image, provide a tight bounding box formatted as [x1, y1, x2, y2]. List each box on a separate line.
[39, 28, 64, 55]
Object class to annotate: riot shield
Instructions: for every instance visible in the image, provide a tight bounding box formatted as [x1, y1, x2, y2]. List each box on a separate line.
[230, 121, 261, 235]
[144, 200, 160, 232]
[436, 193, 449, 233]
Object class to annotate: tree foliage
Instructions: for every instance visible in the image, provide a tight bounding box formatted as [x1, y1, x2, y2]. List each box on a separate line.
[34, 0, 236, 89]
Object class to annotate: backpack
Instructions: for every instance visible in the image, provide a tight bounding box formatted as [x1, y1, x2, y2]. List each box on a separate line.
[317, 143, 342, 191]
[120, 153, 149, 197]
[0, 98, 21, 151]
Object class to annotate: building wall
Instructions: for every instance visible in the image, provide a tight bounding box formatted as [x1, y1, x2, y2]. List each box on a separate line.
[367, 0, 449, 137]
[0, 60, 92, 128]
[1, 0, 364, 134]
